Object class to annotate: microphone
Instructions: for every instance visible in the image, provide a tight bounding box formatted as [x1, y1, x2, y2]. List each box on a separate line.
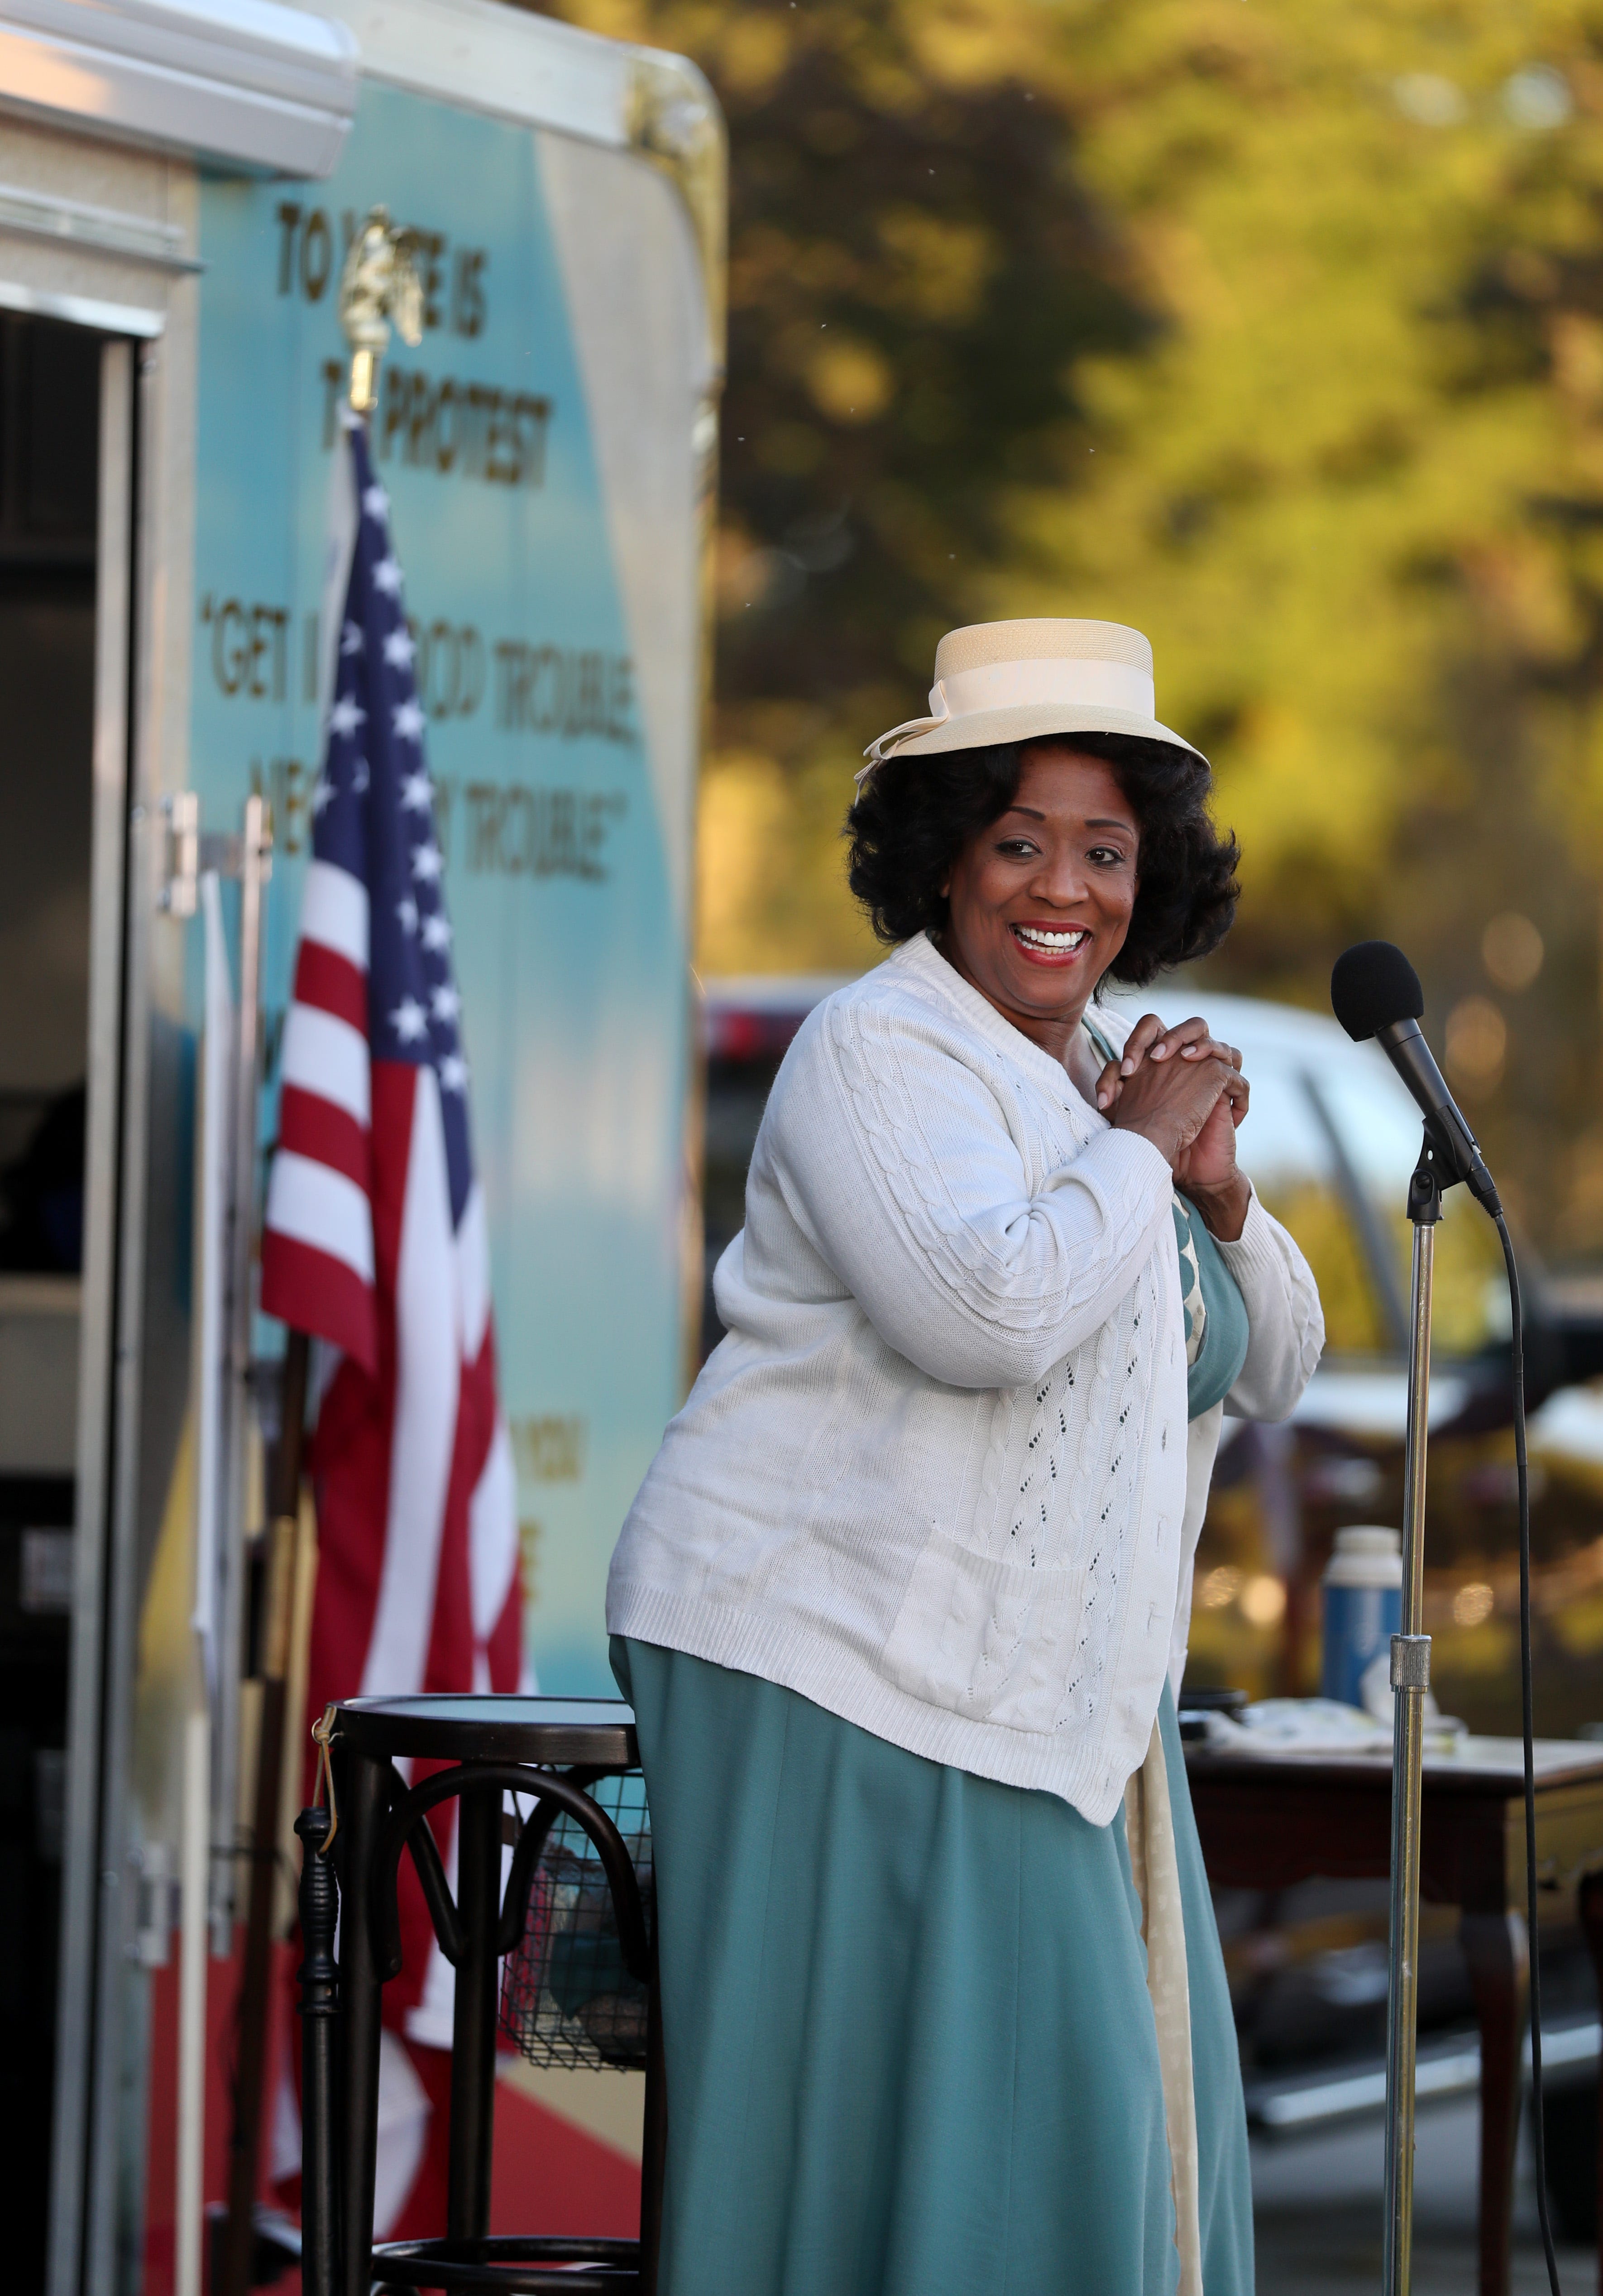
[1330, 940, 1502, 1217]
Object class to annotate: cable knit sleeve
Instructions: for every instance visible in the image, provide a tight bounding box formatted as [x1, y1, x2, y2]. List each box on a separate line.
[1216, 1189, 1325, 1420]
[752, 991, 1175, 1392]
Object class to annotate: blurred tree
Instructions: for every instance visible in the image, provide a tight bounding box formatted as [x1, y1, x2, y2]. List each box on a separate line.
[528, 0, 1603, 1256]
[528, 0, 1161, 974]
[1002, 4, 1603, 1248]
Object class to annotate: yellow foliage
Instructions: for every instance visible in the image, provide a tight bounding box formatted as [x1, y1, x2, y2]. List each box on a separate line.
[875, 209, 994, 324]
[1425, 1192, 1506, 1354]
[807, 336, 895, 423]
[1256, 1183, 1386, 1355]
[1549, 1587, 1603, 1655]
[1432, 1617, 1518, 1680]
[696, 748, 880, 974]
[715, 10, 793, 98]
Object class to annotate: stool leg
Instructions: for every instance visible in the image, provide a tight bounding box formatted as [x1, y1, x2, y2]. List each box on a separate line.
[296, 1807, 340, 2296]
[338, 1750, 390, 2296]
[1462, 1907, 1530, 2296]
[449, 1781, 502, 2241]
[1579, 1872, 1603, 2296]
[640, 1926, 667, 2296]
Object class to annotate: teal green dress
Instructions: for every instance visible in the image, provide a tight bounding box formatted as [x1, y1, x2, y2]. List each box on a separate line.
[618, 1029, 1254, 2295]
[614, 1646, 1252, 2296]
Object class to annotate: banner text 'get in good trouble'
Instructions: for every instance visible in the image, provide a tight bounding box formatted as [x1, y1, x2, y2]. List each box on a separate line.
[198, 598, 635, 749]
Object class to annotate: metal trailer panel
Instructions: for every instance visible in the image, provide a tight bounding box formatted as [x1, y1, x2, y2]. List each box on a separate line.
[308, 0, 635, 148]
[0, 0, 360, 179]
[0, 120, 206, 2289]
[48, 332, 137, 2296]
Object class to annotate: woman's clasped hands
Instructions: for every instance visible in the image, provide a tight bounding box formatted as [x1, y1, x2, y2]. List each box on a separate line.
[1096, 1014, 1252, 1240]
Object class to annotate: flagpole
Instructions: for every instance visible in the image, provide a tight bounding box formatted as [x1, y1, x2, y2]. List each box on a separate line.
[216, 206, 424, 2296]
[177, 871, 234, 2296]
[216, 1326, 310, 2296]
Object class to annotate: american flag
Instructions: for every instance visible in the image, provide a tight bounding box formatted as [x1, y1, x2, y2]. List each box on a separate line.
[262, 415, 522, 2064]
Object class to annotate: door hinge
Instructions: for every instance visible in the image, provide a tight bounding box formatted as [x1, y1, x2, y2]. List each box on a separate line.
[158, 791, 264, 915]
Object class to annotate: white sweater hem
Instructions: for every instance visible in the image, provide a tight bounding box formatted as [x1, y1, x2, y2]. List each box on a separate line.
[608, 1580, 1146, 1826]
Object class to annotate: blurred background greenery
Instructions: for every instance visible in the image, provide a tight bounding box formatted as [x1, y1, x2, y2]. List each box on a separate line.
[536, 0, 1603, 1265]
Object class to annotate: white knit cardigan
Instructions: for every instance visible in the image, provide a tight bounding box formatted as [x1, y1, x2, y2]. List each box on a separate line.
[608, 934, 1324, 1824]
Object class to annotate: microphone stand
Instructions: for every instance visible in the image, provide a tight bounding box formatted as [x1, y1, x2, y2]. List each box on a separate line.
[1384, 1118, 1468, 2296]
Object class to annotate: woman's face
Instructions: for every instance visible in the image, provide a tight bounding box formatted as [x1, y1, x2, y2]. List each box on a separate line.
[941, 745, 1140, 1038]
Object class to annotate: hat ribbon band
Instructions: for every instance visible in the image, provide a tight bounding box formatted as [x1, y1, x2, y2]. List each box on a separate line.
[860, 680, 953, 772]
[940, 657, 1156, 719]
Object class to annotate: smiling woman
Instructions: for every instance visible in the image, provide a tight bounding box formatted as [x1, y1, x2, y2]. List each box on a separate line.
[607, 619, 1324, 2296]
[846, 730, 1239, 987]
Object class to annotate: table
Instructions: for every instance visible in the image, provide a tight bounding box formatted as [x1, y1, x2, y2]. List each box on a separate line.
[1185, 1735, 1603, 2296]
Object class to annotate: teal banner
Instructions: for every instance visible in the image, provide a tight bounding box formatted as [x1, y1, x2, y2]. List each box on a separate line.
[192, 81, 693, 1692]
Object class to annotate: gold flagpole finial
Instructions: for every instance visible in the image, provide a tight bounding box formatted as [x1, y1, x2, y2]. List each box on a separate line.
[339, 205, 424, 415]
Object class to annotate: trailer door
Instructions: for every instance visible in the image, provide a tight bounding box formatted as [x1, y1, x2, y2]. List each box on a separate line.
[0, 318, 142, 2296]
[0, 295, 142, 2292]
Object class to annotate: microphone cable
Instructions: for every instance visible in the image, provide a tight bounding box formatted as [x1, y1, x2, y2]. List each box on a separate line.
[1495, 1208, 1562, 2296]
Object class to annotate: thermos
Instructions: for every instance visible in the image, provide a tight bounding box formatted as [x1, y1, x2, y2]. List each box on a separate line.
[1321, 1525, 1403, 1706]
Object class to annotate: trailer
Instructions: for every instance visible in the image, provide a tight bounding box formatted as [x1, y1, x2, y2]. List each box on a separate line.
[0, 3, 722, 2285]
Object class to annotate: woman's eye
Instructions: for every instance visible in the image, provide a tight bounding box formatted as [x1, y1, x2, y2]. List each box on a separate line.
[1088, 845, 1129, 867]
[996, 838, 1038, 858]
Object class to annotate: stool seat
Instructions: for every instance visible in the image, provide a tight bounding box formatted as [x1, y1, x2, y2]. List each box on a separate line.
[336, 1694, 639, 1769]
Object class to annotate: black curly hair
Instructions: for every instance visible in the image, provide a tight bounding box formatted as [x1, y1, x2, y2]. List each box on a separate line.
[845, 733, 1239, 990]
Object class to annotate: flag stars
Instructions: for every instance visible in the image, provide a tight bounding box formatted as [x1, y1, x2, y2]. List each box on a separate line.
[390, 996, 429, 1045]
[307, 436, 476, 1176]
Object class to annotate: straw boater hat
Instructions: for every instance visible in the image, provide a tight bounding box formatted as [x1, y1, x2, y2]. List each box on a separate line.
[861, 618, 1205, 779]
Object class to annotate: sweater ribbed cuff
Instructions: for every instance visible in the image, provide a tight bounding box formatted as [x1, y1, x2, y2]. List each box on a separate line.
[1096, 1126, 1177, 1208]
[1213, 1186, 1278, 1292]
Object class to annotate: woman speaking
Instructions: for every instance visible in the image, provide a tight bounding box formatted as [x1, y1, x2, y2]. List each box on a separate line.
[608, 619, 1323, 2296]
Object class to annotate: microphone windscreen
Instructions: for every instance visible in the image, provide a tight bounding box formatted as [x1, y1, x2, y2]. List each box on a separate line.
[1330, 941, 1424, 1041]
